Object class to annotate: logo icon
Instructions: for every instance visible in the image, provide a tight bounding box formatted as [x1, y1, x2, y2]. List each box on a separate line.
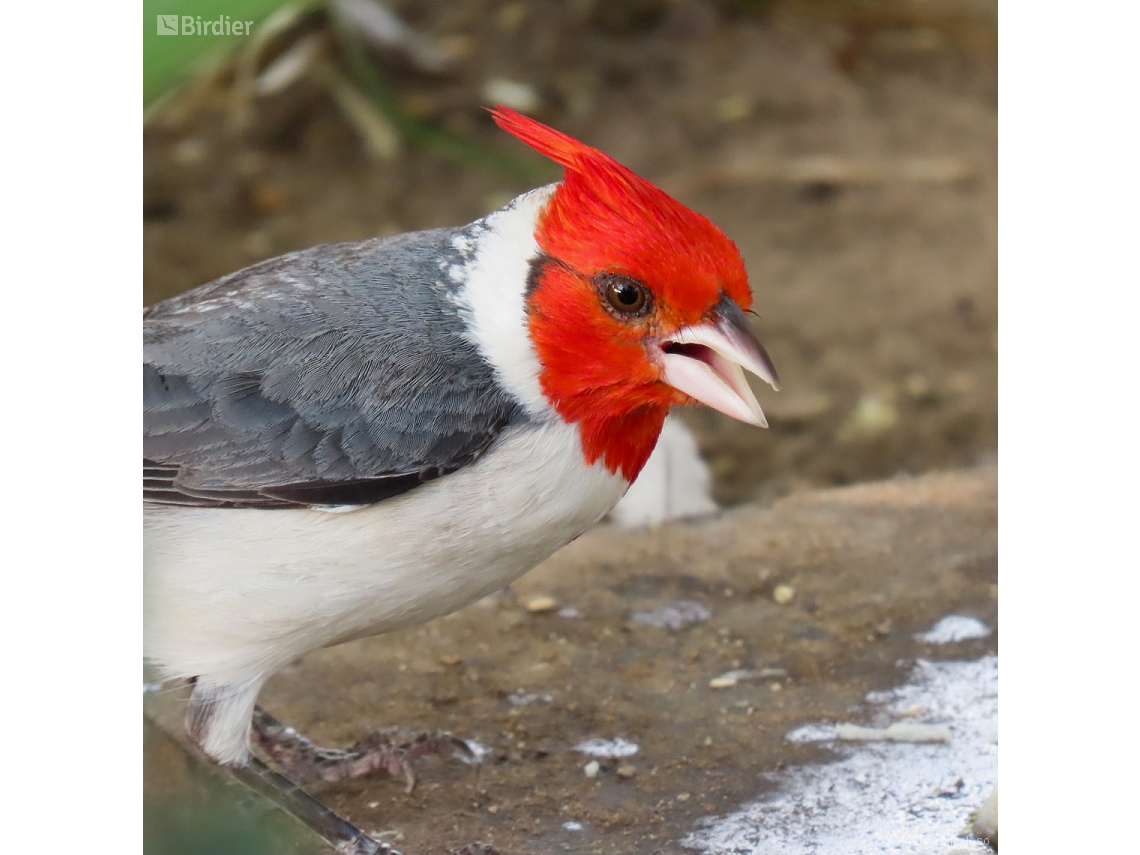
[156, 15, 179, 35]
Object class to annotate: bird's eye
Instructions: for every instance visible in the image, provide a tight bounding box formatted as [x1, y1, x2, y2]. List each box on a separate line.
[599, 274, 650, 317]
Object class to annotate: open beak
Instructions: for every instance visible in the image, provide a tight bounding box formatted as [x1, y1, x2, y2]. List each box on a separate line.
[656, 297, 780, 428]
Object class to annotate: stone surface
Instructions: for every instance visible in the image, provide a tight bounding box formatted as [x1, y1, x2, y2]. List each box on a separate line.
[146, 464, 997, 854]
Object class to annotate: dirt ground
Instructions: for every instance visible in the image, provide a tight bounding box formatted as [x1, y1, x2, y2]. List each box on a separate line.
[146, 465, 997, 854]
[143, 2, 998, 852]
[143, 0, 997, 505]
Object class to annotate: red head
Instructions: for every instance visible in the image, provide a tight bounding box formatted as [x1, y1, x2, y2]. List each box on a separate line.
[492, 107, 779, 480]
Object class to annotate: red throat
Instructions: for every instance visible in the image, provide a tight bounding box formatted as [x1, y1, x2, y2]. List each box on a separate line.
[527, 264, 678, 481]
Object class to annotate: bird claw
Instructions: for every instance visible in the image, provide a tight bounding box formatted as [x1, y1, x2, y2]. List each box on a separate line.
[251, 706, 477, 793]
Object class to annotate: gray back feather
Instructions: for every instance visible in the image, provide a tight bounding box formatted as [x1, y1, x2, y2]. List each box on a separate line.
[144, 227, 526, 508]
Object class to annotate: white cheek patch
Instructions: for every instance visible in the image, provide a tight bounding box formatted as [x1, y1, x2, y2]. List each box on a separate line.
[448, 185, 558, 420]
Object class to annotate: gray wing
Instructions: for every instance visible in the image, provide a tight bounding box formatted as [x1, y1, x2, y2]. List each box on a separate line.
[144, 227, 524, 509]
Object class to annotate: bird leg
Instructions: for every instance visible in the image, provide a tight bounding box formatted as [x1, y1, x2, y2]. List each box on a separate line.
[251, 705, 476, 794]
[182, 678, 392, 852]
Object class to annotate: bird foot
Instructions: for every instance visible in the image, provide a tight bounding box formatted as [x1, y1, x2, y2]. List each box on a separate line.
[251, 706, 476, 793]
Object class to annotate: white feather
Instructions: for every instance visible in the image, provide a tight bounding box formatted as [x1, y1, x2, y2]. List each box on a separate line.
[448, 185, 558, 419]
[144, 420, 627, 761]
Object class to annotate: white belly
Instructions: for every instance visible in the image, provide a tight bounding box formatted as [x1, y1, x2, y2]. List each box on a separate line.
[144, 419, 628, 685]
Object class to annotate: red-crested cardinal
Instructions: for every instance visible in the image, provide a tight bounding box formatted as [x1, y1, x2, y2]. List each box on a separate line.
[144, 107, 779, 854]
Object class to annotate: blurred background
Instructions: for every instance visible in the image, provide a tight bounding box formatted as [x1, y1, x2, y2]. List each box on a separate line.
[144, 1, 996, 850]
[144, 0, 997, 507]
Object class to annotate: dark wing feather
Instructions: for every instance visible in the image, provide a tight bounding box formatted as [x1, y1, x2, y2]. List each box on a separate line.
[144, 227, 523, 509]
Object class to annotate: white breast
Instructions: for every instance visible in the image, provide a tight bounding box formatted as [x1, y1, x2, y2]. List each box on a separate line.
[144, 419, 627, 687]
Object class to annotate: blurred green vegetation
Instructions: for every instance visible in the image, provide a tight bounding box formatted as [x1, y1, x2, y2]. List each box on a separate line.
[144, 0, 288, 104]
[143, 718, 330, 855]
[142, 0, 548, 181]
